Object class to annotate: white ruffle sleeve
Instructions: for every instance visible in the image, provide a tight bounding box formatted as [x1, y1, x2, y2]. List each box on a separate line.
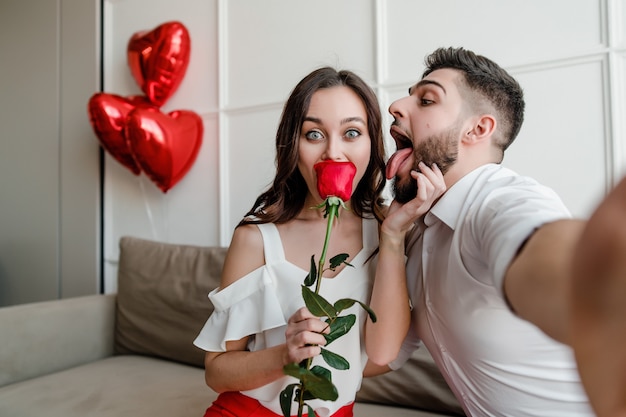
[193, 265, 286, 351]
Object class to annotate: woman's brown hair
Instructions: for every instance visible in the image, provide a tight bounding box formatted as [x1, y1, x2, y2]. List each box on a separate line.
[239, 67, 386, 227]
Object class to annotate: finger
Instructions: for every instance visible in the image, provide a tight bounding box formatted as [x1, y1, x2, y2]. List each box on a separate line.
[288, 307, 313, 324]
[285, 325, 328, 363]
[414, 172, 430, 203]
[288, 344, 322, 364]
[411, 171, 436, 205]
[286, 315, 329, 340]
[287, 328, 328, 348]
[417, 162, 445, 191]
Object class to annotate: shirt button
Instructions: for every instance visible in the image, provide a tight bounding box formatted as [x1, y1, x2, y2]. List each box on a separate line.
[427, 246, 433, 254]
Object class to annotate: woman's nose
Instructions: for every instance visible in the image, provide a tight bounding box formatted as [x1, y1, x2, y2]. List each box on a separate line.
[322, 136, 343, 160]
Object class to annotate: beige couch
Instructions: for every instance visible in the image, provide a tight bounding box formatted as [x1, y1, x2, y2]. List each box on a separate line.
[0, 236, 464, 417]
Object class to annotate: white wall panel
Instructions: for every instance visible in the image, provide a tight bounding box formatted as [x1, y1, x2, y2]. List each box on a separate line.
[104, 0, 218, 111]
[103, 113, 220, 293]
[506, 60, 608, 218]
[382, 0, 604, 85]
[102, 0, 219, 292]
[614, 52, 626, 178]
[101, 0, 626, 294]
[223, 107, 284, 234]
[612, 0, 626, 46]
[607, 1, 626, 179]
[224, 0, 376, 109]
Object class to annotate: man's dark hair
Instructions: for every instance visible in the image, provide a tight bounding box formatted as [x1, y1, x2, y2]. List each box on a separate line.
[423, 47, 525, 155]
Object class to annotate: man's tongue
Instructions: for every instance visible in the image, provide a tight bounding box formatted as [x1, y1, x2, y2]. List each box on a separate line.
[385, 148, 413, 180]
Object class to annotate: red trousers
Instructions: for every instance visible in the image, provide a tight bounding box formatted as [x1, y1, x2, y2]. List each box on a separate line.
[203, 391, 354, 417]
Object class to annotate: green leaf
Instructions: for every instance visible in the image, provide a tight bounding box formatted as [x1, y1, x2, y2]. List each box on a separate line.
[356, 300, 377, 323]
[325, 314, 356, 345]
[302, 286, 337, 317]
[303, 255, 317, 287]
[279, 383, 298, 417]
[333, 298, 356, 313]
[301, 390, 316, 402]
[301, 366, 332, 401]
[333, 297, 377, 323]
[320, 347, 350, 370]
[329, 253, 352, 270]
[302, 372, 338, 401]
[307, 405, 316, 417]
[285, 363, 338, 402]
[310, 365, 332, 381]
[283, 362, 306, 379]
[300, 389, 316, 402]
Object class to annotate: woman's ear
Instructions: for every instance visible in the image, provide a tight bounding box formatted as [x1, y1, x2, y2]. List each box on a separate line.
[463, 114, 496, 144]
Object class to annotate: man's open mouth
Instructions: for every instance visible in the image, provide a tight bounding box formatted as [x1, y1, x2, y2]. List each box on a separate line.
[386, 125, 414, 180]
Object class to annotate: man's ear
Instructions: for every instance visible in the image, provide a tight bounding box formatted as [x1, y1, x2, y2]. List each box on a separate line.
[463, 114, 496, 144]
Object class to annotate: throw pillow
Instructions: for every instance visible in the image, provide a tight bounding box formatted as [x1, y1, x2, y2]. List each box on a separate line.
[114, 236, 227, 368]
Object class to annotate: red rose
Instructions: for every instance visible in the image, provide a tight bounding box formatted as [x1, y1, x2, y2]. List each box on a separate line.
[314, 161, 357, 202]
[281, 159, 376, 416]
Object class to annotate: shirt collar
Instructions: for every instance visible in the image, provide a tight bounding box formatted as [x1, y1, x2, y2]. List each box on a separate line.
[424, 164, 499, 229]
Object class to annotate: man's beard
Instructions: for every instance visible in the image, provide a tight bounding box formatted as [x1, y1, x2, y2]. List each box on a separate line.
[392, 126, 459, 204]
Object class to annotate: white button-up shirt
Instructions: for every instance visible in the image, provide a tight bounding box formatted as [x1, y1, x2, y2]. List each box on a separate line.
[393, 164, 593, 416]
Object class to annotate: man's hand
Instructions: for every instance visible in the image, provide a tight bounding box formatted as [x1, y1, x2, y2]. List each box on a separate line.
[570, 176, 626, 417]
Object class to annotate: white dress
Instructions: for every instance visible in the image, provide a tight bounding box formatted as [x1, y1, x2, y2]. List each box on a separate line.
[194, 218, 379, 417]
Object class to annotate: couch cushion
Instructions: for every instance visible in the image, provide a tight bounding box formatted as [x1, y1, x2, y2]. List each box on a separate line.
[0, 294, 115, 388]
[357, 347, 465, 415]
[114, 236, 227, 367]
[0, 356, 443, 417]
[0, 356, 213, 417]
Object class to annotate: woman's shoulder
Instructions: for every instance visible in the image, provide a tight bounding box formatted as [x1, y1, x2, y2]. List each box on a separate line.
[220, 224, 266, 289]
[231, 223, 264, 248]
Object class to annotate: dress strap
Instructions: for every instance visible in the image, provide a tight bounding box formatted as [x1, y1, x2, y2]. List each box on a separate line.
[256, 223, 286, 265]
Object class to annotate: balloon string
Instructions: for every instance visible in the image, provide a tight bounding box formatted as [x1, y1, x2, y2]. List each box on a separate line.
[162, 192, 169, 240]
[138, 175, 158, 240]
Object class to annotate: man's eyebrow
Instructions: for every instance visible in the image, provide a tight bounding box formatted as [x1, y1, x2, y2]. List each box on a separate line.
[408, 79, 447, 95]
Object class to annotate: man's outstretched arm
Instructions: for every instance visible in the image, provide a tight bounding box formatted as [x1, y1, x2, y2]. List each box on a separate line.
[505, 176, 626, 417]
[570, 176, 626, 417]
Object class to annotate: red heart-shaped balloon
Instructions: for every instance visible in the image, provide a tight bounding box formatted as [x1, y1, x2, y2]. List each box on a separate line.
[87, 92, 154, 175]
[127, 21, 191, 107]
[125, 107, 203, 192]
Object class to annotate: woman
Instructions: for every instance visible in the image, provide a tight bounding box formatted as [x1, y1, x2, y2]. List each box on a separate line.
[194, 67, 443, 417]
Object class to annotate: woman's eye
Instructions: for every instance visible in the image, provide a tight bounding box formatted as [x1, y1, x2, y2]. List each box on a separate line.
[345, 129, 361, 139]
[305, 130, 324, 141]
[421, 98, 433, 106]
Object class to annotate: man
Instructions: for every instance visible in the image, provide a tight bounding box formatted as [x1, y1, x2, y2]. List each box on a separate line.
[365, 46, 625, 416]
